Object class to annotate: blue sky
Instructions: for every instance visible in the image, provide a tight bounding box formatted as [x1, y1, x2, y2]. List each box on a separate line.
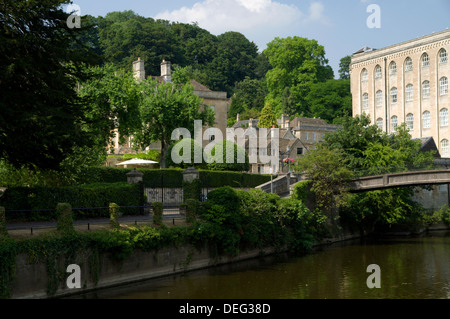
[71, 0, 450, 77]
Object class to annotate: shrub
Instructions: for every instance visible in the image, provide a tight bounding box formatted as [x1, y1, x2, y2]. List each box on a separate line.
[109, 203, 120, 229]
[206, 141, 250, 172]
[56, 203, 74, 234]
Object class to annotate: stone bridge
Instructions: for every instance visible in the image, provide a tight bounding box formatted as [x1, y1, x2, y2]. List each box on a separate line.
[350, 169, 450, 192]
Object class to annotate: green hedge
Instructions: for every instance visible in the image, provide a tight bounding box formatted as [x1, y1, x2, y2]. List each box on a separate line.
[0, 182, 142, 221]
[75, 167, 271, 188]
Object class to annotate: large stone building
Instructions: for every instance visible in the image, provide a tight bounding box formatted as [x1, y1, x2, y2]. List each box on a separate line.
[108, 59, 230, 162]
[350, 29, 450, 157]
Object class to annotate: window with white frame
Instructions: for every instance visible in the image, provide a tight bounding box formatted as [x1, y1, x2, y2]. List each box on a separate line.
[406, 113, 414, 131]
[390, 87, 397, 104]
[439, 49, 448, 64]
[376, 118, 383, 131]
[423, 111, 431, 129]
[440, 108, 448, 127]
[361, 69, 368, 82]
[422, 53, 430, 68]
[422, 80, 430, 99]
[389, 62, 397, 76]
[376, 90, 383, 107]
[405, 58, 413, 72]
[405, 84, 413, 102]
[391, 116, 398, 132]
[441, 139, 449, 158]
[375, 65, 382, 79]
[362, 93, 369, 110]
[440, 77, 448, 95]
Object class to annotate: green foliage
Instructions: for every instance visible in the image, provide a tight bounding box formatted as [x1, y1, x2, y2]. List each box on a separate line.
[56, 203, 74, 234]
[228, 77, 267, 120]
[338, 55, 352, 80]
[257, 105, 279, 128]
[0, 183, 141, 222]
[291, 180, 313, 203]
[152, 202, 163, 226]
[0, 237, 16, 299]
[264, 36, 334, 116]
[121, 150, 161, 162]
[182, 180, 202, 202]
[306, 79, 352, 124]
[185, 199, 201, 223]
[206, 141, 250, 172]
[0, 0, 98, 170]
[133, 79, 215, 168]
[166, 138, 206, 169]
[0, 207, 7, 237]
[295, 146, 354, 213]
[109, 203, 120, 229]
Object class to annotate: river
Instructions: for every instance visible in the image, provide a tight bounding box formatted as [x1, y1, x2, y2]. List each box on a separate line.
[75, 230, 450, 299]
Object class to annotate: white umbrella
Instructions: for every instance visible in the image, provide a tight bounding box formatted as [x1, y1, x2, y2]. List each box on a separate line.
[116, 158, 158, 166]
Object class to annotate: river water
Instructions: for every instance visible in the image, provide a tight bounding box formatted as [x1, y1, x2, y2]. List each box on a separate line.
[77, 230, 450, 299]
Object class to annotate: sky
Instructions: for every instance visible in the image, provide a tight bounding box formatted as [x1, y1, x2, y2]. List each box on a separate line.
[70, 0, 450, 77]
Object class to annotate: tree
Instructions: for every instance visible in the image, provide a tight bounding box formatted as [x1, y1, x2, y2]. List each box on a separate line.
[264, 36, 334, 116]
[133, 79, 215, 168]
[306, 79, 352, 123]
[258, 105, 279, 129]
[77, 64, 142, 153]
[228, 77, 267, 120]
[0, 0, 97, 170]
[295, 146, 354, 213]
[338, 55, 352, 80]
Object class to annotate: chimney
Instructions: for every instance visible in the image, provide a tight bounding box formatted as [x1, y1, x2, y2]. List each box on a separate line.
[161, 60, 172, 83]
[281, 114, 289, 129]
[249, 118, 253, 128]
[133, 57, 145, 82]
[237, 113, 240, 122]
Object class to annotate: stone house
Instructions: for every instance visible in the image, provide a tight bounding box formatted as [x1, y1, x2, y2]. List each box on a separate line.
[107, 59, 230, 166]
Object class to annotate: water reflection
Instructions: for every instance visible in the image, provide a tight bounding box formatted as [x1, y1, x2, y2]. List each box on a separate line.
[74, 231, 450, 299]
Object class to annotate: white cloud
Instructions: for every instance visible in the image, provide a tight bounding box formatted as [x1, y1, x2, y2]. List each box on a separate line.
[154, 0, 330, 49]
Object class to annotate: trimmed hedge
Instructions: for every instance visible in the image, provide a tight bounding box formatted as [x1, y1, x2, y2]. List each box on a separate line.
[0, 182, 141, 221]
[74, 167, 271, 188]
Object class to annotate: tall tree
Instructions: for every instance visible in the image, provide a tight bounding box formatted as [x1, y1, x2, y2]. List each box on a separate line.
[258, 105, 279, 129]
[306, 79, 352, 123]
[338, 55, 352, 80]
[264, 36, 334, 117]
[0, 0, 96, 170]
[133, 79, 215, 168]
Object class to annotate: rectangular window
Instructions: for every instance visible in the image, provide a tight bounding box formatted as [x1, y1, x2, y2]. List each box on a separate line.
[297, 148, 303, 155]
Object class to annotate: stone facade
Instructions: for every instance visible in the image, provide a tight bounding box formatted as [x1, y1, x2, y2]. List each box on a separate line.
[350, 29, 450, 157]
[233, 115, 340, 174]
[108, 59, 230, 162]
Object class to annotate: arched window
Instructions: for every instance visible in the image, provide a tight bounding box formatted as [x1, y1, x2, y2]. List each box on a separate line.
[440, 108, 448, 127]
[423, 111, 431, 129]
[362, 93, 369, 110]
[439, 49, 448, 64]
[440, 77, 448, 95]
[390, 87, 398, 104]
[405, 58, 413, 72]
[422, 53, 430, 68]
[406, 113, 414, 131]
[389, 62, 397, 76]
[406, 84, 414, 102]
[361, 69, 368, 82]
[441, 139, 449, 158]
[376, 118, 384, 130]
[422, 80, 430, 99]
[376, 90, 383, 107]
[391, 116, 398, 132]
[375, 65, 382, 79]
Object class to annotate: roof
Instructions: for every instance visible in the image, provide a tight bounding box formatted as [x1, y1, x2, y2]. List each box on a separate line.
[150, 76, 212, 92]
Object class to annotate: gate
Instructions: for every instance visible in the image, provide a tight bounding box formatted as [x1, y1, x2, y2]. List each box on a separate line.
[144, 174, 183, 207]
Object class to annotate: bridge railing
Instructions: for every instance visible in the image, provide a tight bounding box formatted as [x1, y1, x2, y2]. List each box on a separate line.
[351, 162, 439, 179]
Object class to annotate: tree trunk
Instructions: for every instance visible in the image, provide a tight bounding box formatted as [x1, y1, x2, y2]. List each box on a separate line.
[160, 141, 169, 169]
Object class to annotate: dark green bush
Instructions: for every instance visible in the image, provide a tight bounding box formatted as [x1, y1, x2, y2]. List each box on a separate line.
[56, 203, 74, 234]
[0, 183, 141, 221]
